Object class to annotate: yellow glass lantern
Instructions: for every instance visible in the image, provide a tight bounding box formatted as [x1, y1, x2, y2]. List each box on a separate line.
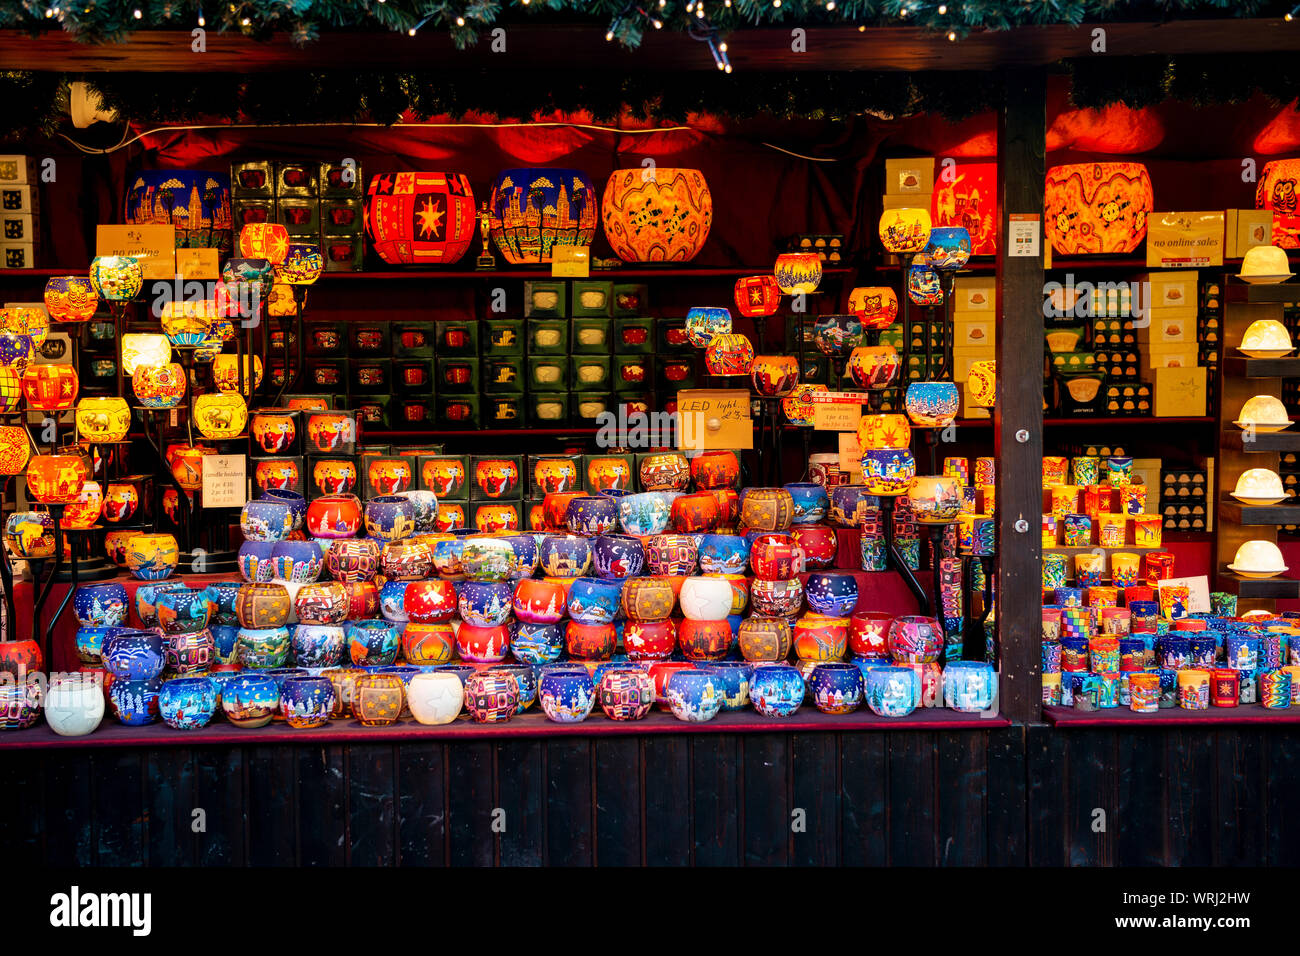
[847, 286, 900, 330]
[782, 384, 829, 427]
[127, 532, 180, 581]
[704, 333, 755, 377]
[879, 208, 932, 254]
[131, 362, 187, 409]
[88, 256, 144, 301]
[158, 299, 217, 346]
[773, 253, 822, 295]
[267, 284, 299, 317]
[76, 397, 132, 443]
[0, 425, 31, 475]
[239, 223, 290, 265]
[0, 368, 20, 413]
[1044, 162, 1153, 255]
[280, 242, 323, 285]
[26, 454, 88, 504]
[62, 480, 103, 530]
[213, 354, 264, 395]
[967, 360, 997, 407]
[858, 413, 912, 451]
[43, 276, 98, 323]
[121, 334, 172, 377]
[1, 307, 48, 347]
[1236, 394, 1291, 432]
[193, 392, 248, 439]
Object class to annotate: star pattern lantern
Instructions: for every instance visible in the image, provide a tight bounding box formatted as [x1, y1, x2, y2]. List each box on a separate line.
[602, 168, 712, 263]
[280, 242, 324, 285]
[365, 171, 476, 266]
[44, 276, 98, 323]
[488, 168, 598, 265]
[774, 253, 822, 295]
[22, 364, 78, 411]
[1, 307, 48, 347]
[88, 256, 143, 302]
[1256, 159, 1300, 249]
[858, 413, 912, 451]
[239, 223, 290, 265]
[1044, 162, 1152, 255]
[705, 333, 755, 376]
[879, 208, 932, 254]
[922, 226, 972, 272]
[685, 307, 732, 348]
[734, 275, 781, 318]
[121, 334, 171, 377]
[848, 286, 900, 330]
[0, 426, 31, 476]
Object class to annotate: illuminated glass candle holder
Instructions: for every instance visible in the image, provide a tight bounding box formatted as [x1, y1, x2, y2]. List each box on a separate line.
[1105, 456, 1133, 486]
[21, 364, 78, 411]
[43, 276, 98, 323]
[879, 207, 932, 254]
[1089, 635, 1121, 672]
[1097, 512, 1126, 548]
[1050, 485, 1080, 519]
[75, 397, 131, 443]
[1042, 553, 1068, 590]
[980, 484, 995, 514]
[0, 425, 31, 475]
[1041, 514, 1057, 548]
[88, 256, 143, 302]
[773, 253, 822, 295]
[1132, 515, 1162, 548]
[280, 241, 323, 285]
[1042, 609, 1062, 644]
[1075, 552, 1104, 588]
[26, 454, 88, 504]
[1159, 584, 1190, 621]
[1177, 669, 1210, 710]
[684, 306, 732, 348]
[239, 223, 290, 265]
[1041, 456, 1068, 488]
[1119, 486, 1146, 516]
[1129, 672, 1160, 713]
[121, 334, 172, 377]
[1062, 513, 1091, 547]
[734, 275, 781, 318]
[1087, 586, 1118, 611]
[847, 286, 899, 329]
[974, 457, 995, 486]
[1110, 552, 1140, 588]
[943, 457, 969, 483]
[1071, 456, 1099, 486]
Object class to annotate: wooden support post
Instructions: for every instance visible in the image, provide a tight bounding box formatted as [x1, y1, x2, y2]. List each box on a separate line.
[995, 69, 1046, 723]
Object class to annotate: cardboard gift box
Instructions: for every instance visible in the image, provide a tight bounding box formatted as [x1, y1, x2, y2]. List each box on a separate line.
[231, 161, 275, 198]
[391, 324, 434, 357]
[527, 319, 569, 355]
[483, 320, 524, 356]
[1137, 306, 1196, 344]
[612, 284, 649, 316]
[436, 395, 480, 428]
[350, 324, 391, 355]
[275, 162, 319, 197]
[322, 235, 364, 272]
[523, 281, 566, 318]
[614, 318, 655, 354]
[320, 198, 363, 235]
[571, 318, 612, 354]
[436, 357, 479, 394]
[1152, 365, 1206, 417]
[571, 281, 614, 317]
[436, 321, 478, 356]
[483, 356, 525, 394]
[277, 198, 320, 236]
[1226, 208, 1272, 259]
[527, 356, 569, 391]
[885, 157, 935, 196]
[528, 393, 570, 426]
[571, 355, 611, 390]
[953, 276, 996, 313]
[573, 392, 612, 426]
[0, 155, 39, 186]
[319, 161, 365, 200]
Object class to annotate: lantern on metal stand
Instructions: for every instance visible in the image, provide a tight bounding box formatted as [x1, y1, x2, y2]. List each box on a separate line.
[276, 240, 324, 405]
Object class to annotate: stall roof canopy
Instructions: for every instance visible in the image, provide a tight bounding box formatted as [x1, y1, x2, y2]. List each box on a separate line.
[3, 18, 1300, 73]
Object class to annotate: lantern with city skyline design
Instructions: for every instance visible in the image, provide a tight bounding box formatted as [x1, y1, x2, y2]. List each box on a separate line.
[125, 170, 233, 254]
[488, 168, 598, 265]
[365, 171, 476, 266]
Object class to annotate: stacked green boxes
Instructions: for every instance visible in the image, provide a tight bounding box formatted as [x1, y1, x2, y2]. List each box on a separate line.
[231, 159, 364, 272]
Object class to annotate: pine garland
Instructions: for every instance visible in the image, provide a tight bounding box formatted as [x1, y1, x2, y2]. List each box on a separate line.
[0, 0, 1283, 49]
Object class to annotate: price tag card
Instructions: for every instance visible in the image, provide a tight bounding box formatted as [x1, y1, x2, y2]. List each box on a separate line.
[814, 403, 861, 431]
[1008, 213, 1041, 258]
[202, 454, 248, 508]
[96, 224, 176, 280]
[175, 248, 220, 279]
[838, 431, 862, 473]
[676, 389, 753, 450]
[551, 245, 591, 278]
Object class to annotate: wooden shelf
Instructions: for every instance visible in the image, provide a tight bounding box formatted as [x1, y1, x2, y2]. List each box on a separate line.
[1044, 545, 1169, 555]
[1225, 282, 1300, 305]
[1218, 572, 1300, 599]
[0, 266, 855, 283]
[1044, 416, 1214, 427]
[1218, 499, 1300, 525]
[1220, 429, 1300, 452]
[361, 428, 600, 439]
[1224, 355, 1300, 378]
[1044, 704, 1300, 728]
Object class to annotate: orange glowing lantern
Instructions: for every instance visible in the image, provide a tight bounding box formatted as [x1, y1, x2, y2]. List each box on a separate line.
[167, 444, 208, 491]
[21, 364, 78, 411]
[1044, 162, 1152, 255]
[601, 168, 712, 263]
[62, 480, 103, 530]
[879, 208, 932, 254]
[705, 333, 755, 377]
[0, 426, 31, 475]
[968, 360, 997, 407]
[239, 223, 290, 265]
[734, 275, 781, 318]
[750, 355, 800, 397]
[847, 287, 900, 330]
[1256, 159, 1300, 249]
[43, 277, 98, 323]
[931, 161, 998, 256]
[858, 413, 912, 451]
[365, 172, 476, 266]
[1, 307, 48, 348]
[27, 454, 88, 504]
[847, 346, 902, 390]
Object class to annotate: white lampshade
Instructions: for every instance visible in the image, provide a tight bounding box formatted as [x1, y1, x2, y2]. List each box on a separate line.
[1236, 394, 1291, 431]
[1230, 539, 1288, 576]
[1240, 319, 1294, 358]
[1232, 468, 1287, 505]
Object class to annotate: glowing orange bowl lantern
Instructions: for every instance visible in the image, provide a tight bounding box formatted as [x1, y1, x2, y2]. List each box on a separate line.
[602, 168, 712, 263]
[62, 480, 103, 530]
[2, 307, 48, 348]
[705, 333, 755, 377]
[103, 481, 140, 523]
[22, 364, 78, 411]
[0, 368, 20, 413]
[782, 384, 828, 427]
[120, 334, 171, 378]
[27, 454, 88, 504]
[131, 362, 186, 409]
[858, 413, 912, 451]
[239, 223, 290, 265]
[76, 397, 131, 443]
[1044, 162, 1152, 255]
[0, 425, 31, 475]
[751, 354, 800, 398]
[167, 444, 207, 491]
[848, 286, 900, 330]
[879, 207, 932, 254]
[846, 346, 902, 391]
[365, 171, 476, 266]
[773, 253, 822, 295]
[734, 275, 781, 317]
[587, 457, 632, 492]
[43, 276, 98, 323]
[266, 283, 298, 317]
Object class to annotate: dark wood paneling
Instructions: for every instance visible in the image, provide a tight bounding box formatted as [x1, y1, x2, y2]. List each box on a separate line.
[245, 745, 295, 866]
[985, 727, 1026, 866]
[742, 734, 790, 865]
[1065, 731, 1114, 866]
[1215, 730, 1265, 866]
[642, 736, 689, 865]
[1116, 732, 1167, 867]
[888, 732, 936, 865]
[497, 740, 544, 866]
[545, 739, 594, 866]
[193, 747, 244, 866]
[1265, 730, 1300, 865]
[840, 732, 888, 866]
[1026, 726, 1067, 866]
[94, 750, 144, 866]
[396, 744, 446, 866]
[792, 734, 839, 866]
[348, 745, 397, 866]
[297, 744, 347, 867]
[44, 751, 92, 867]
[146, 748, 195, 866]
[447, 741, 494, 866]
[692, 735, 741, 866]
[1166, 729, 1215, 866]
[938, 733, 986, 866]
[594, 738, 642, 866]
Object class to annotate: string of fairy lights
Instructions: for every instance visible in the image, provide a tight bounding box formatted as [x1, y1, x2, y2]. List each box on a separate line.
[2, 0, 1287, 67]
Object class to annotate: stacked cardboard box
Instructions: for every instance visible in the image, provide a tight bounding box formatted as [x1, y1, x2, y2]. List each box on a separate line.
[1160, 464, 1209, 533]
[0, 155, 41, 268]
[952, 276, 995, 417]
[1138, 270, 1206, 417]
[231, 160, 364, 272]
[882, 157, 934, 216]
